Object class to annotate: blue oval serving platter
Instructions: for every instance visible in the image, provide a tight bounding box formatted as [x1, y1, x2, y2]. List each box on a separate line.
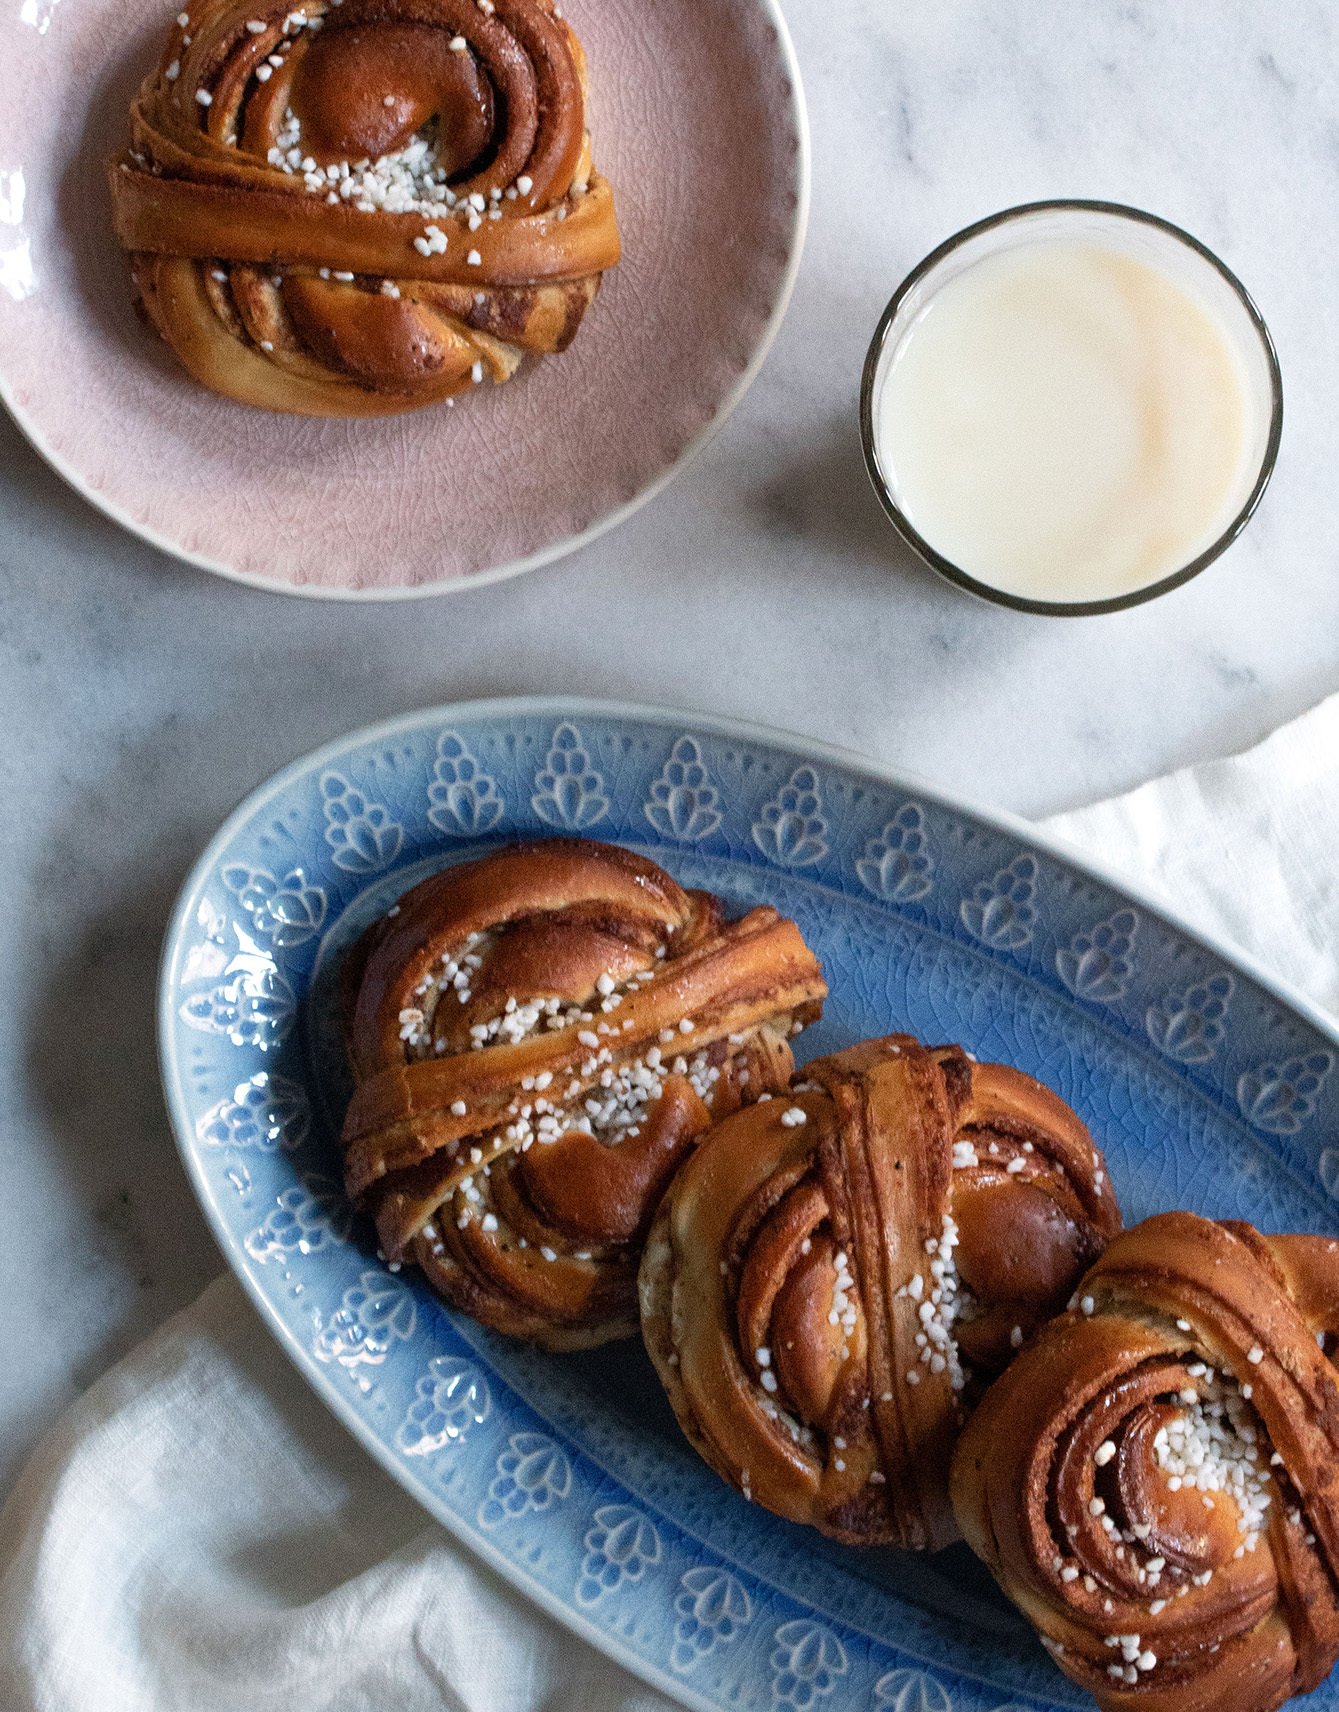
[158, 699, 1339, 1712]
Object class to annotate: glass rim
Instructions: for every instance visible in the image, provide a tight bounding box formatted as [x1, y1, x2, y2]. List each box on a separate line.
[858, 198, 1285, 618]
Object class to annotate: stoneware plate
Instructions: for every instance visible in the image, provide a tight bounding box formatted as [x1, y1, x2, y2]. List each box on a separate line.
[159, 699, 1339, 1711]
[0, 1, 806, 597]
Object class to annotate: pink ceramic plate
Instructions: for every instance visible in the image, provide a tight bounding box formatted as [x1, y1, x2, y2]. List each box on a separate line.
[0, 0, 807, 597]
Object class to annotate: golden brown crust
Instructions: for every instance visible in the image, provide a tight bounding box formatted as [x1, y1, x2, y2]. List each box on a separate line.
[108, 0, 618, 414]
[640, 1034, 1122, 1548]
[951, 1212, 1339, 1712]
[339, 837, 826, 1349]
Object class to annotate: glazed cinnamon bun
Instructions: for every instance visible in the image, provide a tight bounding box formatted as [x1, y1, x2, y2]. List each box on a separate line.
[952, 1212, 1339, 1712]
[340, 838, 826, 1349]
[639, 1034, 1121, 1546]
[109, 0, 619, 414]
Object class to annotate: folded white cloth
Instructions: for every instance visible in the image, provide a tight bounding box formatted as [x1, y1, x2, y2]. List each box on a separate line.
[0, 1278, 671, 1712]
[1043, 692, 1339, 1020]
[3, 693, 1337, 1712]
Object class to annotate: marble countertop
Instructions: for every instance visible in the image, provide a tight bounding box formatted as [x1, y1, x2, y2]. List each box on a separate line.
[2, 0, 1337, 1501]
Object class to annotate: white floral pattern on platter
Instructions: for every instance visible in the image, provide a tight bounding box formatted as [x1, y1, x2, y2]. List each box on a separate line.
[769, 1619, 848, 1710]
[531, 723, 609, 830]
[396, 1355, 491, 1456]
[180, 895, 231, 985]
[313, 1269, 416, 1368]
[644, 736, 723, 842]
[478, 1432, 572, 1529]
[223, 1161, 252, 1198]
[1055, 908, 1139, 1004]
[856, 803, 934, 903]
[320, 771, 405, 874]
[959, 855, 1037, 951]
[1146, 973, 1235, 1064]
[221, 863, 327, 948]
[874, 1668, 953, 1712]
[752, 766, 828, 867]
[427, 729, 505, 836]
[1237, 1051, 1334, 1135]
[179, 946, 297, 1049]
[670, 1566, 752, 1673]
[1319, 1149, 1339, 1200]
[197, 1071, 310, 1152]
[244, 1174, 351, 1262]
[576, 1504, 662, 1606]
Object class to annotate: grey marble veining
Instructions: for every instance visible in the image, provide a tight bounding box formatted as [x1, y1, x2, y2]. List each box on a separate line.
[2, 0, 1338, 1500]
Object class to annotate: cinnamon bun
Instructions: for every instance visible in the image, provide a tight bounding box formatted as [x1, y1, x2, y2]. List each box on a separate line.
[109, 0, 619, 414]
[952, 1212, 1339, 1712]
[640, 1034, 1121, 1546]
[340, 837, 826, 1348]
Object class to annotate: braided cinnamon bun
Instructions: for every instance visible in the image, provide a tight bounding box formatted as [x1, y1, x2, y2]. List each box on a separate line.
[340, 838, 826, 1349]
[952, 1213, 1339, 1712]
[639, 1034, 1121, 1547]
[109, 0, 619, 414]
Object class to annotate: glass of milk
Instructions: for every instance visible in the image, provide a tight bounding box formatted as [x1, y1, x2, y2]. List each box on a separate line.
[860, 201, 1282, 615]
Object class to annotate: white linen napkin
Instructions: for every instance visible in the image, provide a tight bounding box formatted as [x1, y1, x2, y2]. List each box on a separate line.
[3, 693, 1337, 1712]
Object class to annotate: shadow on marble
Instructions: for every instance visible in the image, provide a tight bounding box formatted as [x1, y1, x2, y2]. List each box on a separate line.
[22, 775, 219, 1403]
[747, 407, 933, 584]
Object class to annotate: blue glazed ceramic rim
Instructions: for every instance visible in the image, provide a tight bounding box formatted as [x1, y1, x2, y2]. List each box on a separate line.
[157, 697, 1339, 1711]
